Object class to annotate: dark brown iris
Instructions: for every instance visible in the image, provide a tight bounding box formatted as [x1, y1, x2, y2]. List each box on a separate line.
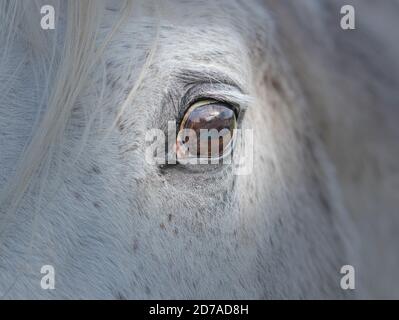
[177, 100, 237, 159]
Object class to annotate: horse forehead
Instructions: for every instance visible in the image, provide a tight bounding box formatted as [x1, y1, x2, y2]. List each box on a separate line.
[103, 12, 252, 93]
[0, 0, 259, 189]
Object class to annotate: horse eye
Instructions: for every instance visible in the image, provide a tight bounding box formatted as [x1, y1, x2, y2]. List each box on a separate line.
[176, 99, 237, 160]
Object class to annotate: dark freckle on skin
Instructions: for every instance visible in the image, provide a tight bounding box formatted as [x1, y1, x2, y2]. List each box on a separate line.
[269, 236, 274, 248]
[145, 286, 151, 295]
[93, 202, 101, 209]
[92, 165, 101, 175]
[168, 214, 173, 222]
[271, 77, 284, 95]
[72, 106, 81, 113]
[73, 192, 82, 201]
[115, 292, 127, 300]
[232, 177, 237, 190]
[319, 191, 332, 214]
[117, 119, 125, 132]
[133, 239, 139, 252]
[110, 80, 117, 90]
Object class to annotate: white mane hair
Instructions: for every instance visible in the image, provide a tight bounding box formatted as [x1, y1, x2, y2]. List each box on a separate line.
[0, 0, 122, 219]
[0, 0, 147, 296]
[0, 0, 397, 299]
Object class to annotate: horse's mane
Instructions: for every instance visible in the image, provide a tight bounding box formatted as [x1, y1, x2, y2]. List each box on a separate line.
[0, 0, 153, 224]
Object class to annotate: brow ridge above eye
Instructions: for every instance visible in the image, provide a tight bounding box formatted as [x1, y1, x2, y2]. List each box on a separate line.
[176, 69, 245, 93]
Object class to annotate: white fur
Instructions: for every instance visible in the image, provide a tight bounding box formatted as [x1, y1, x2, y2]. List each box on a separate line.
[0, 0, 397, 299]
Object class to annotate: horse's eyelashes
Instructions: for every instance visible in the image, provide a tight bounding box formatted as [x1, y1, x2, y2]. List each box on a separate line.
[176, 99, 237, 162]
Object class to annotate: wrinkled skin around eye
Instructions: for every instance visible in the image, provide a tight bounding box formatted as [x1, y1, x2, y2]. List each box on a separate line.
[178, 103, 237, 159]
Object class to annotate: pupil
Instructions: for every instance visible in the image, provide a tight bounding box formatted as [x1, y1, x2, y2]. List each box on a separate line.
[180, 103, 236, 158]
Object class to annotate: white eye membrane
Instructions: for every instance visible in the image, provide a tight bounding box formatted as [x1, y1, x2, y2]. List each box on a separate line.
[175, 99, 237, 162]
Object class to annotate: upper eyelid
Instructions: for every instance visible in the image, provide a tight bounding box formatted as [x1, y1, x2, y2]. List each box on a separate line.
[173, 86, 250, 135]
[175, 68, 251, 103]
[178, 82, 252, 119]
[177, 69, 246, 92]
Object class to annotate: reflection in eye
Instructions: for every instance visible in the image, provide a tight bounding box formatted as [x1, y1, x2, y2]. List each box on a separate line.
[176, 99, 237, 161]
